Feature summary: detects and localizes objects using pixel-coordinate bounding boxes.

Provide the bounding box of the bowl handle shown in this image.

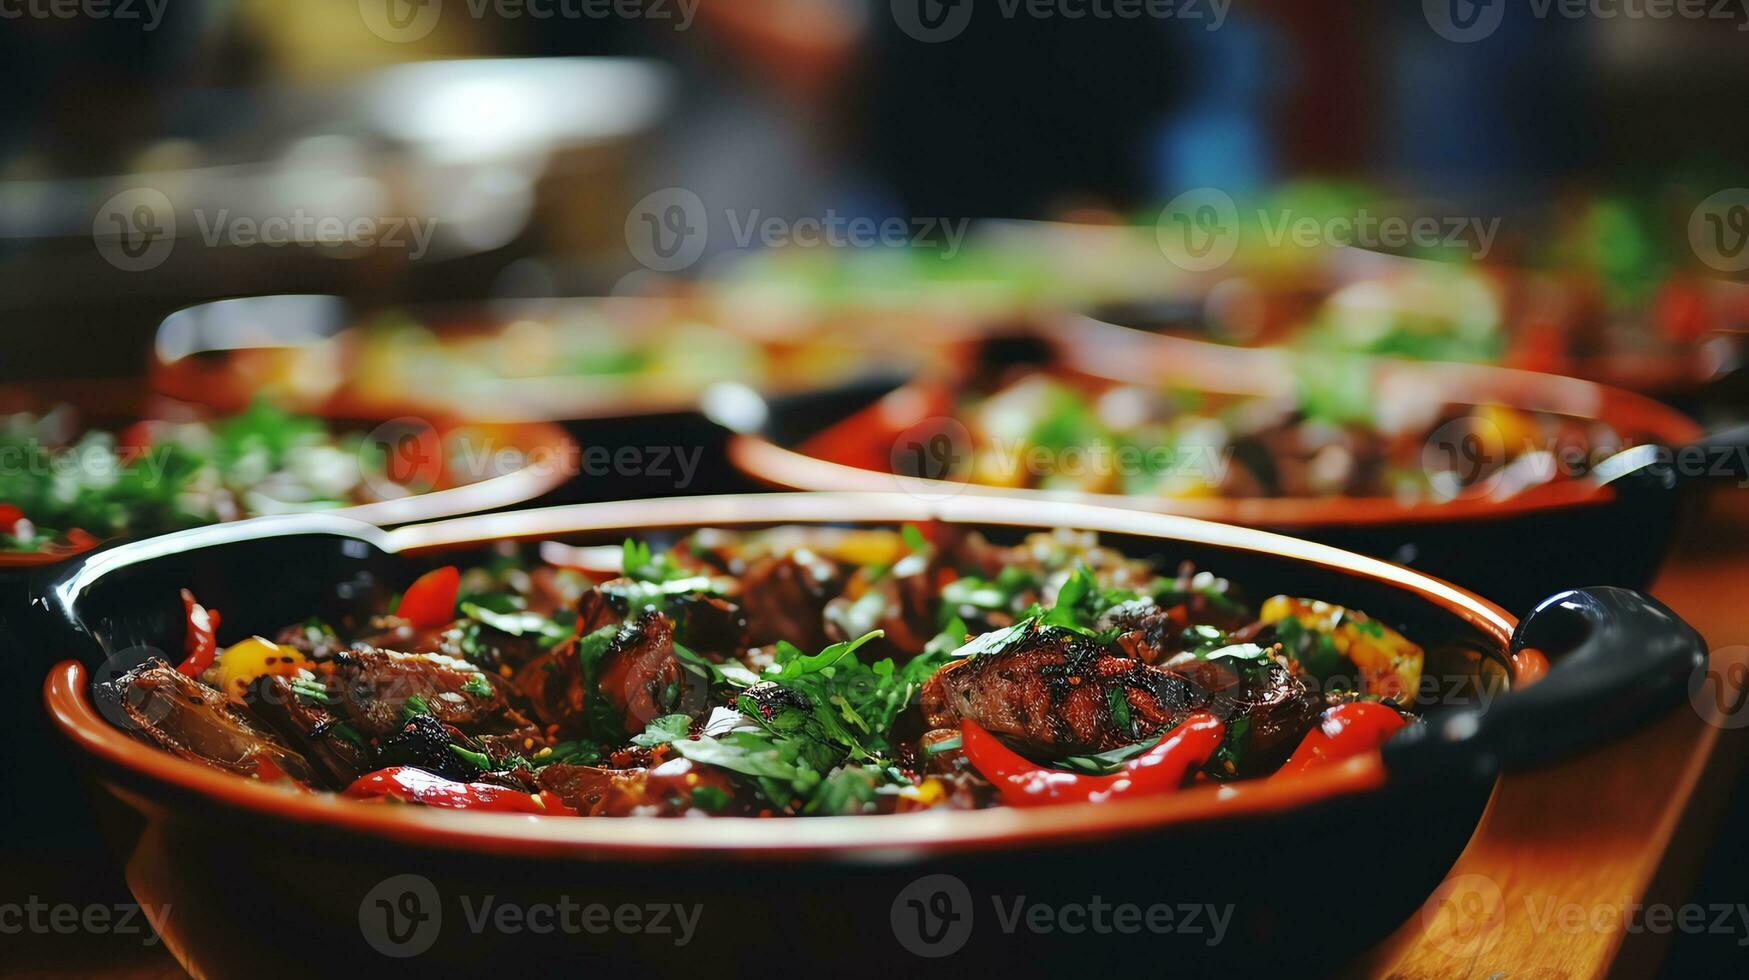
[1598,421,1749,493]
[1384,587,1708,773]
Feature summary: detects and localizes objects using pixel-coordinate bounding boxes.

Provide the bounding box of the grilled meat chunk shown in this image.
[246,674,371,787]
[373,712,484,782]
[597,611,705,733]
[537,757,741,816]
[825,555,944,660]
[920,625,1210,756]
[513,590,624,733]
[665,592,749,652]
[740,551,842,650]
[330,648,537,738]
[536,763,651,816]
[1173,656,1322,778]
[99,660,316,783]
[1100,600,1194,665]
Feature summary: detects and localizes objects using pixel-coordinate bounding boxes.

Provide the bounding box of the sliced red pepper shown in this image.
[1273,701,1407,779]
[961,712,1225,808]
[344,766,566,814]
[397,565,460,629]
[176,588,221,677]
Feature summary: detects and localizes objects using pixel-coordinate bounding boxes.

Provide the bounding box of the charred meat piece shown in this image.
[538,758,742,816]
[432,622,550,675]
[536,763,651,816]
[330,648,538,738]
[1100,600,1196,665]
[246,674,372,787]
[1174,656,1322,778]
[739,551,842,650]
[374,713,482,782]
[512,589,626,733]
[665,592,749,652]
[920,625,1209,756]
[518,610,703,739]
[512,635,586,734]
[825,555,945,660]
[98,660,316,784]
[597,611,706,734]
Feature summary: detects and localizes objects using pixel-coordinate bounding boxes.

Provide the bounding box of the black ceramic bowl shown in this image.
[34,494,1705,978]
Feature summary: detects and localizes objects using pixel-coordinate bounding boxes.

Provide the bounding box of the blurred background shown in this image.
[1,0,1747,381]
[4,1,1749,976]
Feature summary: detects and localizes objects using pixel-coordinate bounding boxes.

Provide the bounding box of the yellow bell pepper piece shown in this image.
[216,636,309,700]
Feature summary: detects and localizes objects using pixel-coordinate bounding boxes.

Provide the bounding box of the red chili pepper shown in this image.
[961,712,1226,808]
[397,565,460,629]
[176,589,220,677]
[1273,701,1407,779]
[344,767,567,814]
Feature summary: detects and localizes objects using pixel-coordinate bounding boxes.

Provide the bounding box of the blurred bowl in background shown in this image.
[0,375,574,571]
[730,319,1712,610]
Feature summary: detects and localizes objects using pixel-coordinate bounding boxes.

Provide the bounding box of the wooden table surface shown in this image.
[1348,488,1749,979]
[10,493,1746,980]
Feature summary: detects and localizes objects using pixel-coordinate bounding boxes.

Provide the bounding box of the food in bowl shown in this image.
[932,369,1639,502]
[98,524,1430,817]
[0,398,560,557]
[155,298,913,422]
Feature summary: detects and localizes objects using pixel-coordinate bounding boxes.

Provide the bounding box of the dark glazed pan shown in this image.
[35,495,1705,977]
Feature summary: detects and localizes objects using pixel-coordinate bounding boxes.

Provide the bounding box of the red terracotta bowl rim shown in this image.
[44,492,1515,859]
[729,320,1704,529]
